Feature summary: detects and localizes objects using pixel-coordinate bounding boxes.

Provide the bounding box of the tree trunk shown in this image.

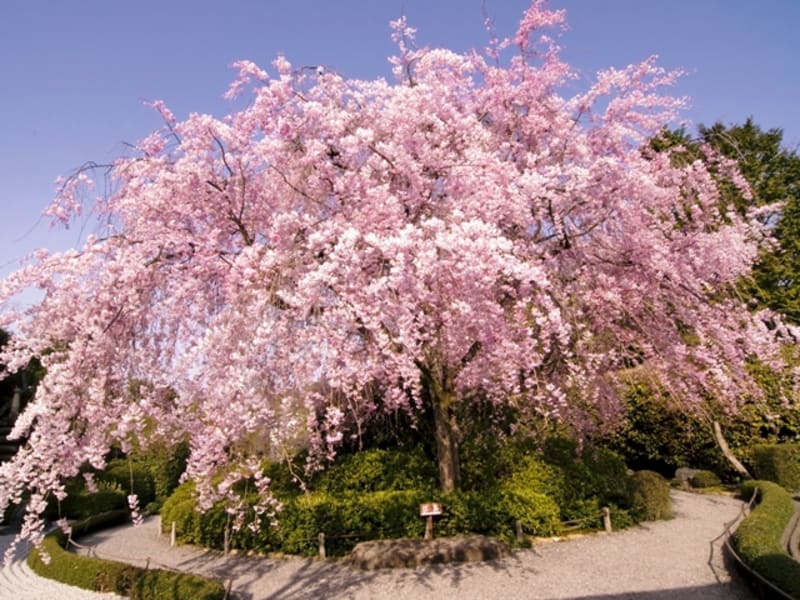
[431,389,461,492]
[713,420,752,479]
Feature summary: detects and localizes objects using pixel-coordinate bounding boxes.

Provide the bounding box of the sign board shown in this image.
[419,502,443,517]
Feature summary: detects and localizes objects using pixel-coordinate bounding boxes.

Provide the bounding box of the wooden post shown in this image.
[318,532,326,559]
[10,388,21,419]
[515,519,524,544]
[224,527,230,555]
[170,521,176,547]
[602,507,612,533]
[145,558,150,570]
[424,515,434,540]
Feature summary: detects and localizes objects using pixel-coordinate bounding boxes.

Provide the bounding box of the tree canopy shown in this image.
[653,118,800,322]
[0,1,795,555]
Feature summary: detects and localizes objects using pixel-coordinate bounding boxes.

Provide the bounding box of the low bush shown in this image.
[628,470,672,521]
[129,569,225,600]
[541,438,631,521]
[159,482,229,549]
[47,483,128,521]
[311,446,437,494]
[28,530,135,594]
[750,443,800,493]
[689,469,722,489]
[27,527,224,600]
[144,441,190,510]
[733,480,800,599]
[100,460,157,508]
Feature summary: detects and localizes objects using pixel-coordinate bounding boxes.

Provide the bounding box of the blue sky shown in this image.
[1,0,799,288]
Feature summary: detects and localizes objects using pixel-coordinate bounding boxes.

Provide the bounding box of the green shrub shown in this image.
[159,482,229,549]
[48,483,128,521]
[28,531,135,594]
[100,460,157,508]
[161,440,633,558]
[582,446,631,507]
[312,446,437,494]
[262,459,304,499]
[498,485,561,537]
[132,441,190,511]
[541,438,631,521]
[734,480,800,599]
[129,569,225,600]
[689,469,722,489]
[276,489,429,556]
[27,527,225,599]
[70,509,131,538]
[750,443,800,493]
[628,470,672,521]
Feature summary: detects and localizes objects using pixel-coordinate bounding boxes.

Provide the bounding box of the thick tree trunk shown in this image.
[432,391,461,492]
[713,420,752,479]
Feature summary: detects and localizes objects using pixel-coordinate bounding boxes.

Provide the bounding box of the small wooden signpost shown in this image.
[419,502,443,540]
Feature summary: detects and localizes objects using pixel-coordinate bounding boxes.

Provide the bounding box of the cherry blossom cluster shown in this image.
[0,1,795,556]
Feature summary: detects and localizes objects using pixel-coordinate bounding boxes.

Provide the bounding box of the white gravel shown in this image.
[0,533,123,600]
[72,489,758,600]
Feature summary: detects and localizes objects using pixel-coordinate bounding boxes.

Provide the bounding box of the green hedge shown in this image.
[628,470,672,521]
[160,481,564,557]
[750,443,800,493]
[689,469,722,489]
[733,480,800,599]
[100,460,157,508]
[27,526,224,600]
[311,446,438,494]
[47,483,128,521]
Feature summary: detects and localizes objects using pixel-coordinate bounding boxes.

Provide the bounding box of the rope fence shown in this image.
[718,486,797,600]
[63,532,236,600]
[156,506,616,559]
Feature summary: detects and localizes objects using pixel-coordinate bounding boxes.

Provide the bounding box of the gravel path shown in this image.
[0,532,123,600]
[74,490,758,600]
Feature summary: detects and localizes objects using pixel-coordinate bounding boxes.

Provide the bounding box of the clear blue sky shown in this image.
[1,0,799,287]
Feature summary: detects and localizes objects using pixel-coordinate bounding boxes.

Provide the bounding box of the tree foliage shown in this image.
[0,1,796,555]
[653,118,800,323]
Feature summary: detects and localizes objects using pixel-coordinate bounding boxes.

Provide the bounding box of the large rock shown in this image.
[675,467,701,487]
[347,535,512,570]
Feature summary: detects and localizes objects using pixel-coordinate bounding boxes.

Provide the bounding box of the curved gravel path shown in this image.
[71,490,758,600]
[0,532,123,600]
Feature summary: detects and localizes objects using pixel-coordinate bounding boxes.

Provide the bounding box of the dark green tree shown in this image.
[654,119,800,323]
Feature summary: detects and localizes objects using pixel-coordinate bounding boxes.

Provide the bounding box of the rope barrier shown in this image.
[65,536,180,573]
[714,486,796,600]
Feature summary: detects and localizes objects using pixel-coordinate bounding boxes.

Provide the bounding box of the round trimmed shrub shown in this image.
[689,469,721,488]
[750,443,800,493]
[628,470,672,521]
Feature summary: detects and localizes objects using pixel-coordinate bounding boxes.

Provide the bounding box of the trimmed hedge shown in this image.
[750,443,800,493]
[628,470,672,521]
[733,480,800,599]
[311,446,438,494]
[100,460,157,508]
[27,520,225,599]
[50,486,128,521]
[160,482,564,557]
[689,469,722,489]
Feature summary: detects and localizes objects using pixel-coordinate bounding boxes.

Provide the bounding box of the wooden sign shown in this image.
[419,502,443,517]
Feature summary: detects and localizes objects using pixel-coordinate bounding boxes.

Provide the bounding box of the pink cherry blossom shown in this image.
[0,1,796,557]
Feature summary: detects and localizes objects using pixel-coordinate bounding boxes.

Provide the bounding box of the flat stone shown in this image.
[346,535,513,570]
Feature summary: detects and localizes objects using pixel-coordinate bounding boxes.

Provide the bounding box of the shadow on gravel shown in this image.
[175,551,519,600]
[556,586,756,600]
